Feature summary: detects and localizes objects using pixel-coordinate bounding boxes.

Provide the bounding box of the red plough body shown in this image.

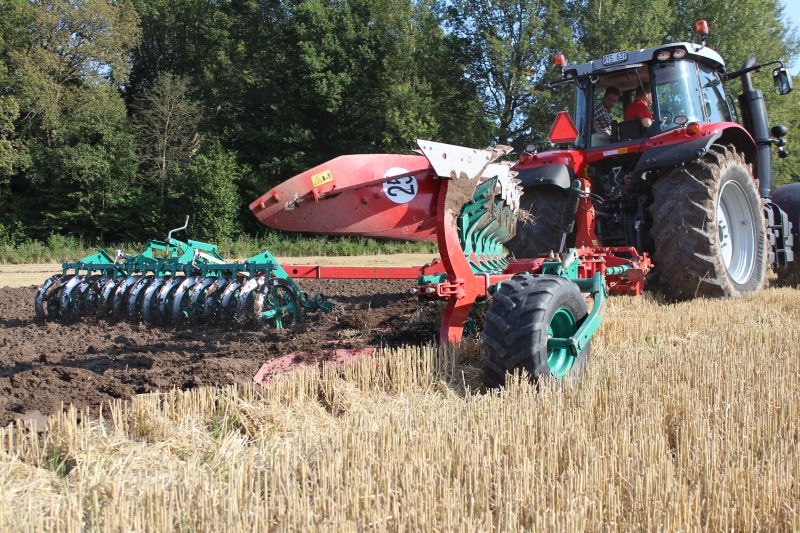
[250,154,439,241]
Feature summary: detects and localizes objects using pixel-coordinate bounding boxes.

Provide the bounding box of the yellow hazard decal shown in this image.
[311,169,334,188]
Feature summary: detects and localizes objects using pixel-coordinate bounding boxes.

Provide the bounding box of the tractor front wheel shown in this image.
[650,144,767,299]
[482,273,589,388]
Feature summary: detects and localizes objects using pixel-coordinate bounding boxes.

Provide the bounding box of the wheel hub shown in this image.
[716,180,756,285]
[547,307,578,379]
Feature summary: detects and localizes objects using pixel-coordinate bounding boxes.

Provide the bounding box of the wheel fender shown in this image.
[516,163,575,189]
[634,131,723,173]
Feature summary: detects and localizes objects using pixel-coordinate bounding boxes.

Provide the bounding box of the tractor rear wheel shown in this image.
[650,144,767,299]
[482,273,589,388]
[506,186,568,258]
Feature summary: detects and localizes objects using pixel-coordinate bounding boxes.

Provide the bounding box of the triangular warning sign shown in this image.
[548,111,579,144]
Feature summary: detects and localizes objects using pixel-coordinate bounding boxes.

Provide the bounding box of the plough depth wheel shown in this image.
[482,273,589,388]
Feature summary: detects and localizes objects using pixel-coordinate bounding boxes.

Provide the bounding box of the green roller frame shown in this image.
[42,229,331,329]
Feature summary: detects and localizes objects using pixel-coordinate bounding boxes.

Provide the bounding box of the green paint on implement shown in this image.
[49,232,331,329]
[547,307,579,378]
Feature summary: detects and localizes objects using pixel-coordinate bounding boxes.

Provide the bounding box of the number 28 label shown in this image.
[382,167,418,204]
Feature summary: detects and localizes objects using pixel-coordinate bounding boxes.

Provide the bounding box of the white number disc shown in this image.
[382,167,418,204]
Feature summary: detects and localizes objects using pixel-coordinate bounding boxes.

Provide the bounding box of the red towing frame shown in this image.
[280,177,651,344]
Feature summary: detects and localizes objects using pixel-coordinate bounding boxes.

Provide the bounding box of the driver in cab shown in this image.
[591,86,620,145]
[624,83,653,128]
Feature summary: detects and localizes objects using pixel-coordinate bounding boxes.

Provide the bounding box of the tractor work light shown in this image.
[694,20,710,36]
[686,122,701,135]
[672,49,687,59]
[656,51,671,61]
[554,52,568,68]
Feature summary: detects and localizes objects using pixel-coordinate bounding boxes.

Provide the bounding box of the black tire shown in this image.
[650,144,767,299]
[482,273,589,388]
[506,186,568,258]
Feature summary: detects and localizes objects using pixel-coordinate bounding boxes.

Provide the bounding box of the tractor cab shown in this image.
[567,42,731,150]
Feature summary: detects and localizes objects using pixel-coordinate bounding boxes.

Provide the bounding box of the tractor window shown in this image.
[574,82,589,148]
[698,65,731,123]
[652,60,704,131]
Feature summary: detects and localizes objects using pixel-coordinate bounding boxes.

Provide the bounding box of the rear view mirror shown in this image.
[773,67,793,95]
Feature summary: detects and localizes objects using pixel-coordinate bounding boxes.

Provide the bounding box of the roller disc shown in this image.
[75,275,107,317]
[127,275,154,321]
[157,277,185,322]
[201,277,231,322]
[112,275,142,320]
[58,275,85,320]
[218,279,243,323]
[99,277,124,317]
[253,277,300,329]
[141,277,167,324]
[35,274,70,320]
[170,276,200,326]
[236,277,266,326]
[187,277,217,324]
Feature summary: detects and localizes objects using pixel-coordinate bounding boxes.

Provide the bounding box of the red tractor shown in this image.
[509,21,798,298]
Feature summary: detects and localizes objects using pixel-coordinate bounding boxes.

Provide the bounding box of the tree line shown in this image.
[0,0,797,245]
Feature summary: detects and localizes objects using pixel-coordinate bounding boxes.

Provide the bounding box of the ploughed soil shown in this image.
[0,279,442,426]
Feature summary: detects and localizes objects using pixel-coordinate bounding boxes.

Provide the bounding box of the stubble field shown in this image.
[1,260,799,531]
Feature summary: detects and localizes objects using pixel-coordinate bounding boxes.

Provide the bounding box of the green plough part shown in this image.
[38,228,331,329]
[547,272,607,357]
[456,176,518,276]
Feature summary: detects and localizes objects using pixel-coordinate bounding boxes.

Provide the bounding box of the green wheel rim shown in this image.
[547,307,578,379]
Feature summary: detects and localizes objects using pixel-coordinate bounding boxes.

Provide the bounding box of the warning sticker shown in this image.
[311,169,334,188]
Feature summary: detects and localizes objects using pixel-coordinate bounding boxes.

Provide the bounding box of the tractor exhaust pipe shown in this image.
[737,57,773,198]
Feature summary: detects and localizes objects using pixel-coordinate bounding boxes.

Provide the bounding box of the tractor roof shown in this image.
[567,42,725,77]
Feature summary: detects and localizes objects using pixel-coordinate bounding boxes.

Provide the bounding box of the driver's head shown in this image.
[602,86,620,110]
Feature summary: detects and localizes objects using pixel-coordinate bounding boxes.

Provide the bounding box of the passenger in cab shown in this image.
[624,83,653,128]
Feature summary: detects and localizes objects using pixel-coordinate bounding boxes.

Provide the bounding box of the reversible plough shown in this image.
[37,139,652,385]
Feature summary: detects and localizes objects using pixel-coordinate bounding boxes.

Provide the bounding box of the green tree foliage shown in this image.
[181,142,243,243]
[128,0,490,233]
[440,0,580,146]
[576,0,674,58]
[1,0,798,246]
[1,0,142,241]
[133,72,202,200]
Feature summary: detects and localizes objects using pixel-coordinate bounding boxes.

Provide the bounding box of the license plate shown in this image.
[602,51,628,66]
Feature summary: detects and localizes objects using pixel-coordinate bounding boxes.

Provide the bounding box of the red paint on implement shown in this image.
[249,154,439,241]
[253,348,378,386]
[282,265,436,280]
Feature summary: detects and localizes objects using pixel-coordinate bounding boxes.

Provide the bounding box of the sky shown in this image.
[781,0,800,72]
[782,0,800,27]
